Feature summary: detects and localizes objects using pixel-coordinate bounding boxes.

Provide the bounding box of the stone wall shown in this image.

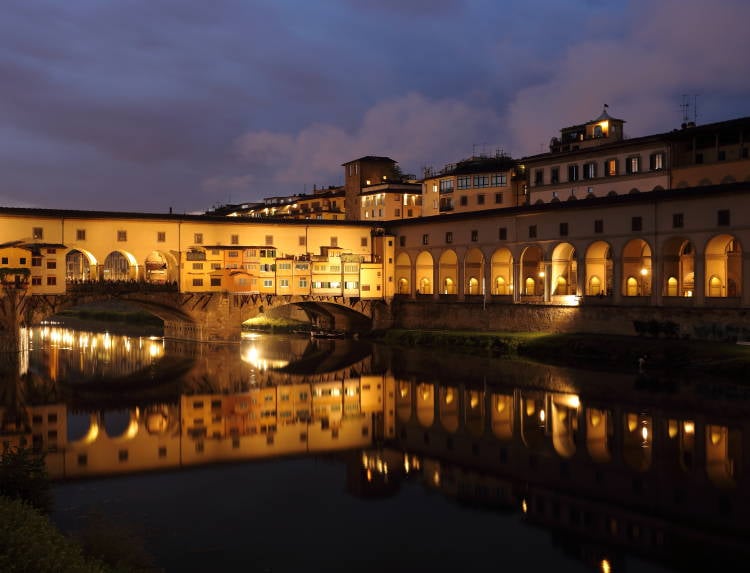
[386,299,750,341]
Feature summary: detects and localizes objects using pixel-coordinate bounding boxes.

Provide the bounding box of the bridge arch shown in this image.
[102,250,139,281]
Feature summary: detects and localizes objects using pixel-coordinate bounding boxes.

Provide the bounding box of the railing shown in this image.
[66,280,179,294]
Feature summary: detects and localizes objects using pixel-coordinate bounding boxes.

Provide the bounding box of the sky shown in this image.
[1,0,749,213]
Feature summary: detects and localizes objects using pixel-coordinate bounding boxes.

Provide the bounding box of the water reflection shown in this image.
[2,325,749,571]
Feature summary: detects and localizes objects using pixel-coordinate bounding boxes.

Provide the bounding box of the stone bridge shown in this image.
[0,283,389,345]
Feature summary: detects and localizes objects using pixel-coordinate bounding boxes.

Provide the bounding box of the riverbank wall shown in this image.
[383,299,750,341]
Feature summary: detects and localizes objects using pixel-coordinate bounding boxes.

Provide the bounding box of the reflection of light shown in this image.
[469,392,479,409]
[399,383,409,398]
[668,419,678,438]
[683,421,695,434]
[432,470,440,486]
[419,385,431,401]
[600,558,611,573]
[590,410,602,427]
[539,409,545,423]
[521,499,528,514]
[80,420,100,444]
[495,396,507,413]
[558,394,580,409]
[710,427,723,445]
[525,400,536,416]
[641,425,648,441]
[444,389,454,405]
[404,455,410,473]
[563,294,580,306]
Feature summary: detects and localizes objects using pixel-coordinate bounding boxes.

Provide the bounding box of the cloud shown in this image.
[233,92,505,192]
[507,0,750,156]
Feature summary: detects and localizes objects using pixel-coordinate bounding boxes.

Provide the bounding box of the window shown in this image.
[550,167,560,184]
[157,231,166,242]
[457,176,471,189]
[495,192,503,204]
[439,179,454,193]
[445,232,453,244]
[473,175,489,188]
[192,262,204,270]
[263,279,273,288]
[118,450,128,462]
[32,227,43,239]
[529,225,537,239]
[1,257,7,264]
[192,278,204,287]
[210,278,221,287]
[399,236,406,247]
[559,222,568,236]
[499,227,507,240]
[491,173,507,186]
[46,261,56,270]
[583,162,596,179]
[280,279,289,288]
[76,229,86,241]
[650,152,665,171]
[299,278,308,288]
[471,230,478,242]
[568,165,579,182]
[265,235,273,246]
[534,170,544,185]
[32,257,41,267]
[422,234,429,245]
[477,194,485,205]
[32,277,41,286]
[459,195,468,206]
[194,233,203,244]
[626,156,640,174]
[46,276,57,286]
[718,209,730,226]
[718,150,726,161]
[361,237,368,247]
[117,230,127,242]
[19,258,25,265]
[632,216,642,231]
[605,158,618,176]
[298,235,306,247]
[231,234,239,245]
[594,219,604,234]
[672,213,684,228]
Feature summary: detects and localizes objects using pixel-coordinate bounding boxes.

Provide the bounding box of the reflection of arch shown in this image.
[550,394,579,458]
[551,242,577,296]
[586,408,612,462]
[439,386,459,432]
[144,405,171,435]
[520,394,546,450]
[520,245,543,296]
[102,409,140,441]
[662,238,695,297]
[416,383,435,428]
[585,241,612,296]
[706,425,741,488]
[622,238,651,296]
[395,252,412,295]
[465,390,484,437]
[623,412,652,471]
[439,250,458,294]
[705,234,742,298]
[65,249,97,282]
[491,248,513,295]
[464,248,484,295]
[491,394,513,440]
[103,251,137,281]
[67,413,100,445]
[416,251,434,295]
[396,381,412,423]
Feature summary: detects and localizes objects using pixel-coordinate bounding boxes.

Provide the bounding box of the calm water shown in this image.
[2,325,748,572]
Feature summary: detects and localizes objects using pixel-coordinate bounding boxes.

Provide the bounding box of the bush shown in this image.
[0,445,52,514]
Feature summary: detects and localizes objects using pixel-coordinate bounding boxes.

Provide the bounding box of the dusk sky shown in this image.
[2,0,749,213]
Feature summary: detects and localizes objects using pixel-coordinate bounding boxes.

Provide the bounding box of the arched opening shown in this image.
[520,245,544,297]
[395,252,412,295]
[145,251,175,284]
[416,383,435,428]
[705,235,742,298]
[415,251,434,295]
[585,241,612,296]
[491,393,513,440]
[464,248,484,295]
[662,238,695,297]
[103,251,137,281]
[438,250,458,295]
[491,248,513,295]
[551,242,577,296]
[439,386,459,433]
[65,249,96,282]
[622,238,652,296]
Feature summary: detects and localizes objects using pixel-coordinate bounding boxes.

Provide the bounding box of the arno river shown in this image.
[2,324,749,572]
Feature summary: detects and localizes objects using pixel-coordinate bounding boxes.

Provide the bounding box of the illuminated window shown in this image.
[650,152,665,171]
[626,156,641,174]
[33,227,43,239]
[231,234,239,245]
[568,165,579,182]
[605,158,618,176]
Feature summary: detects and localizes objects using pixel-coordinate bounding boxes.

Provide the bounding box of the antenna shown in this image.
[680,94,690,123]
[472,143,477,157]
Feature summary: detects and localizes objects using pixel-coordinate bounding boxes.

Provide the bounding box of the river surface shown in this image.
[2,324,749,572]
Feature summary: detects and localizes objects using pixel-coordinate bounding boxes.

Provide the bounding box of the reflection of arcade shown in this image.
[388,380,748,570]
[6,374,396,480]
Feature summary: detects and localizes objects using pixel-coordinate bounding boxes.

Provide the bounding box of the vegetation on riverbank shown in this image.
[56,308,162,327]
[378,329,750,381]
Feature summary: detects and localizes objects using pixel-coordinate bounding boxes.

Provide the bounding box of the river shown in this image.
[2,324,748,572]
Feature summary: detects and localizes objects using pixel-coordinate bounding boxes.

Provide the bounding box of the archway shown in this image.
[705,235,742,298]
[585,241,612,296]
[520,245,543,297]
[662,238,695,297]
[551,242,577,296]
[395,252,412,295]
[145,250,176,284]
[415,251,434,295]
[491,393,513,440]
[438,250,458,294]
[464,389,484,437]
[65,249,96,282]
[439,386,459,432]
[491,248,513,295]
[416,383,435,428]
[464,248,484,295]
[622,238,652,296]
[102,251,137,281]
